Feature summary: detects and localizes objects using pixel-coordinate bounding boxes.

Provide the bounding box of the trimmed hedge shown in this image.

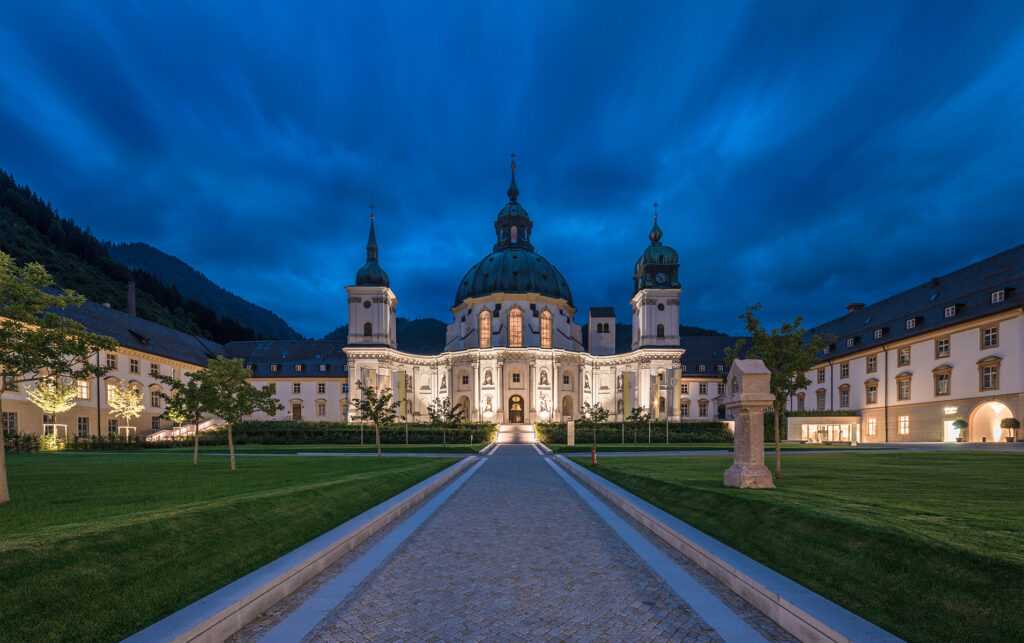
[200,421,497,446]
[535,421,732,444]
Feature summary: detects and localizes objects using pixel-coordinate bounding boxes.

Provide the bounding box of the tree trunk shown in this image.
[193,414,200,465]
[228,423,236,470]
[0,394,9,503]
[774,403,782,480]
[375,422,382,458]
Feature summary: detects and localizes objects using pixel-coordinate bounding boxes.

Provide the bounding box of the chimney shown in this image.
[127,281,136,317]
[846,302,865,313]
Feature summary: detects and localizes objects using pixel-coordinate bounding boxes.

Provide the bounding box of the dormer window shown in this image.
[823,345,831,354]
[294,364,305,372]
[716,364,723,372]
[270,364,280,372]
[698,364,706,373]
[245,364,256,372]
[944,305,957,318]
[846,337,856,348]
[991,289,1005,303]
[319,364,329,372]
[873,328,884,340]
[905,318,917,330]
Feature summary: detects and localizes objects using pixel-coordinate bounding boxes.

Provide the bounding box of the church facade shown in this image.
[341,165,691,425]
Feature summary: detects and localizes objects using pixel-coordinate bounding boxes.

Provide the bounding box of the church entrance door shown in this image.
[509,395,524,424]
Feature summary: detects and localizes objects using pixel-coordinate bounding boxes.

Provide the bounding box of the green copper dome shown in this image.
[453,161,573,307]
[454,248,573,307]
[633,213,680,292]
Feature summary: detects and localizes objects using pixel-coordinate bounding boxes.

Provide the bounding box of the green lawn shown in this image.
[154,442,487,454]
[546,442,887,454]
[0,452,457,641]
[573,452,1023,642]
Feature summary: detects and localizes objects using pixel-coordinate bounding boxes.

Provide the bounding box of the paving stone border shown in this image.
[126,456,476,643]
[554,455,901,643]
[478,441,498,455]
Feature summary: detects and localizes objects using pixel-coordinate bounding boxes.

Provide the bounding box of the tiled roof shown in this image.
[589,306,616,317]
[808,243,1023,361]
[57,299,224,366]
[679,336,747,375]
[223,340,348,378]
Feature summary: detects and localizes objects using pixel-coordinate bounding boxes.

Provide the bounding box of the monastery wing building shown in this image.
[342,165,692,425]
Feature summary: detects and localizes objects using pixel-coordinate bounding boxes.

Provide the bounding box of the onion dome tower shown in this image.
[631,204,681,350]
[346,204,397,348]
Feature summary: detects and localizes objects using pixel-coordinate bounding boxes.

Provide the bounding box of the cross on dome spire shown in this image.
[507,153,519,203]
[649,203,663,244]
[366,203,379,261]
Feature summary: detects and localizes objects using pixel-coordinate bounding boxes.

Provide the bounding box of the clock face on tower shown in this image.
[655,271,667,284]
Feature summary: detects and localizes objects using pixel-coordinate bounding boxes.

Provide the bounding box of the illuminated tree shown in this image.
[108,382,144,438]
[26,378,78,444]
[160,375,206,464]
[0,252,116,503]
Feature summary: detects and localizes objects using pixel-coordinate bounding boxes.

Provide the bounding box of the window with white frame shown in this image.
[108,419,118,436]
[150,363,159,376]
[944,305,957,318]
[866,356,877,373]
[698,364,706,373]
[77,380,90,400]
[905,318,917,330]
[846,338,855,347]
[898,347,911,366]
[840,363,849,378]
[106,353,117,369]
[292,382,301,394]
[935,337,950,358]
[873,328,884,339]
[699,383,708,395]
[77,416,89,437]
[270,364,280,372]
[681,365,687,372]
[317,401,327,417]
[294,364,305,372]
[823,345,831,354]
[717,382,724,395]
[898,415,909,435]
[129,358,139,374]
[319,364,328,372]
[716,364,723,372]
[817,369,826,383]
[991,289,1005,303]
[679,401,689,416]
[317,383,326,394]
[839,388,850,408]
[981,327,998,348]
[897,377,911,400]
[342,382,349,394]
[1,412,17,432]
[981,364,999,390]
[867,417,877,436]
[698,400,708,417]
[866,382,878,404]
[150,391,161,408]
[680,383,689,395]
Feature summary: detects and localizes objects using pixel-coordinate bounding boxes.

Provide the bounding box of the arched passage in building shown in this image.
[456,395,471,421]
[561,395,574,420]
[969,401,1015,442]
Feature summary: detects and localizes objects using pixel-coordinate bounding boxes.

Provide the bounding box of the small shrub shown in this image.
[535,421,731,444]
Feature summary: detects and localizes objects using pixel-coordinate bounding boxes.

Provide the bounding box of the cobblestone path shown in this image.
[248,444,790,642]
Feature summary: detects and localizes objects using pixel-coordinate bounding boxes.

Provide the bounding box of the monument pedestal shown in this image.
[722,360,776,490]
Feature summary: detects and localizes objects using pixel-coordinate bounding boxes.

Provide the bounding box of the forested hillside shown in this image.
[0,169,259,344]
[108,242,302,340]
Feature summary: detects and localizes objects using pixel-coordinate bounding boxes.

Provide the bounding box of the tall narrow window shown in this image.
[363,322,372,337]
[540,311,552,348]
[509,309,523,347]
[479,311,492,348]
[510,226,518,243]
[656,324,665,338]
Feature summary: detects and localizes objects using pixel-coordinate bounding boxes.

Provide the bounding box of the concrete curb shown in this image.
[535,441,553,454]
[554,455,900,643]
[126,456,477,643]
[478,441,498,455]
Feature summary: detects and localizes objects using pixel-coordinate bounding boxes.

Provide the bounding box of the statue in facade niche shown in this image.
[540,394,549,411]
[484,370,493,386]
[539,370,549,386]
[440,374,447,390]
[584,374,590,389]
[485,396,493,412]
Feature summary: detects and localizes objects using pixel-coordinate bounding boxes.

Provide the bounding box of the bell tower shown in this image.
[346,204,397,348]
[631,205,681,350]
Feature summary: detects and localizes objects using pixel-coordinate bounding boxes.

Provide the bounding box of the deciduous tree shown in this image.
[108,382,144,439]
[159,375,206,464]
[0,252,116,503]
[26,378,78,443]
[352,382,395,457]
[724,303,830,479]
[198,356,280,469]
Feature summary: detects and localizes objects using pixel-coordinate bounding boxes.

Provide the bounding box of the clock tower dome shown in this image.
[631,207,681,350]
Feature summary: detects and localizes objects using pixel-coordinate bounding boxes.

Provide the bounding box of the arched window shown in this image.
[509,308,523,347]
[479,311,491,348]
[510,226,518,243]
[540,310,552,348]
[656,324,665,338]
[363,322,372,337]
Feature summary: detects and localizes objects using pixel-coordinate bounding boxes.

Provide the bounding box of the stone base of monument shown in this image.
[723,462,775,489]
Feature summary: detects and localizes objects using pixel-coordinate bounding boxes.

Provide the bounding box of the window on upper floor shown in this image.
[656,324,664,338]
[563,373,570,386]
[150,391,161,408]
[479,311,492,348]
[934,371,950,396]
[979,359,1000,391]
[680,383,689,395]
[846,338,855,348]
[294,364,305,372]
[76,380,90,400]
[540,311,552,348]
[317,383,326,395]
[270,364,280,372]
[512,372,521,384]
[816,389,826,410]
[462,374,469,386]
[319,364,329,372]
[840,363,849,378]
[129,359,139,374]
[716,365,724,372]
[898,347,911,366]
[991,289,1005,303]
[866,356,877,373]
[897,376,911,401]
[935,337,950,359]
[839,387,850,408]
[817,369,826,383]
[698,383,708,395]
[865,382,878,404]
[106,354,117,369]
[697,364,705,373]
[873,328,884,340]
[944,305,957,318]
[317,401,327,417]
[150,363,159,376]
[823,345,831,354]
[509,309,523,348]
[363,322,372,337]
[981,326,998,349]
[905,318,917,330]
[342,382,349,394]
[292,382,301,394]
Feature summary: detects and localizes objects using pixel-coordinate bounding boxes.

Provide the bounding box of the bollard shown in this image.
[591,444,597,465]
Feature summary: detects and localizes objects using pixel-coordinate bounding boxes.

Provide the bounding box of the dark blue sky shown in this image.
[2,2,1022,338]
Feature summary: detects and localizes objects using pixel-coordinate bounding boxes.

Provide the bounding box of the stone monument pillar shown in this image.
[722,359,775,489]
[567,419,575,446]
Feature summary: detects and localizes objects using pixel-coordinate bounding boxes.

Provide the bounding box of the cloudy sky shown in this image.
[1,1,1022,338]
